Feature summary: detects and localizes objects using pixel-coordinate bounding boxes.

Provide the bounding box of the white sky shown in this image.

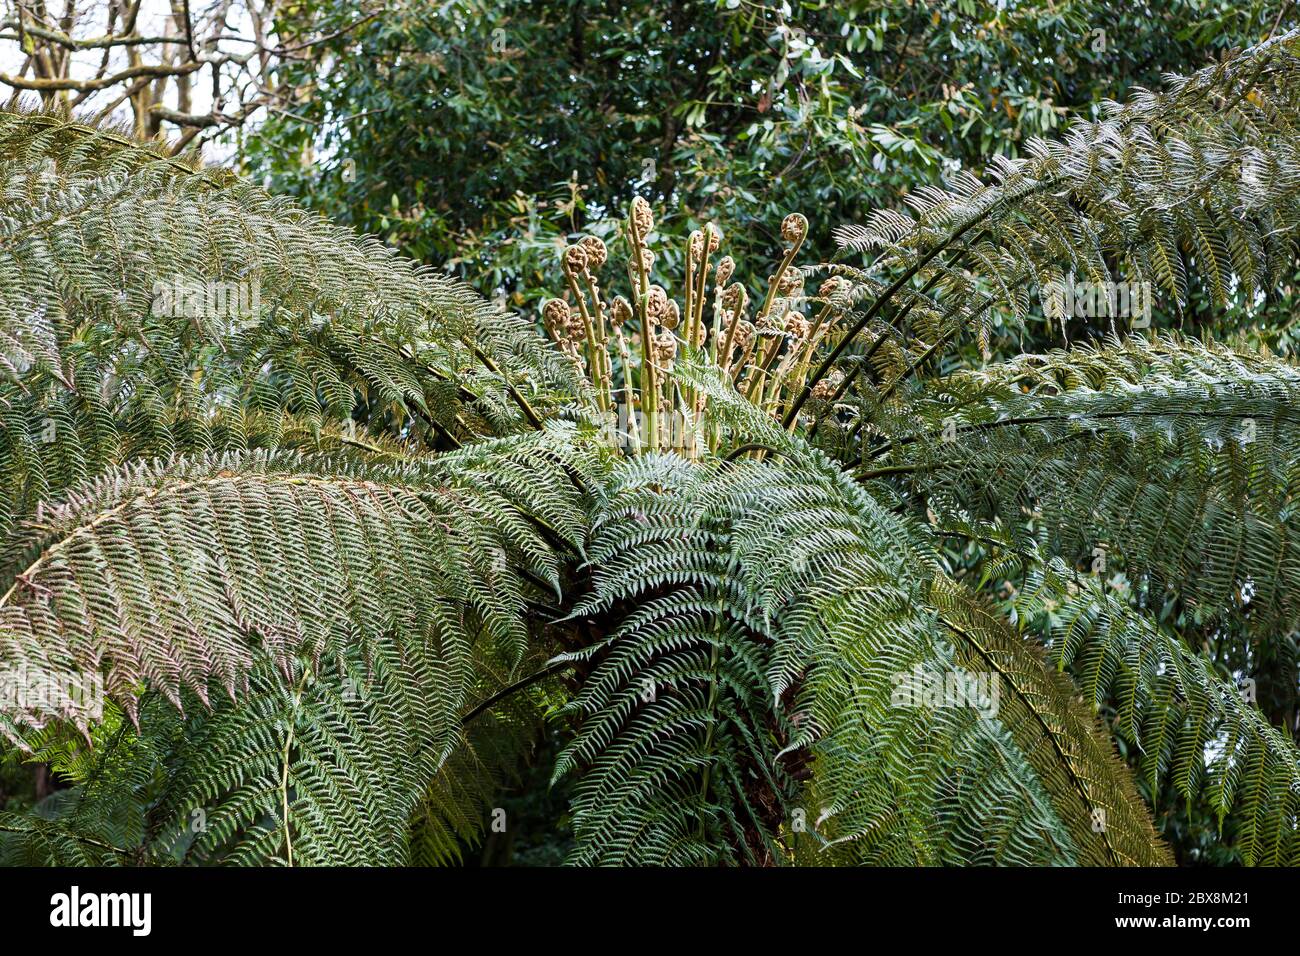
[1,0,267,157]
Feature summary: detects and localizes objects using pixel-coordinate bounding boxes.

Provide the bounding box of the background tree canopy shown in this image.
[248,0,1288,312]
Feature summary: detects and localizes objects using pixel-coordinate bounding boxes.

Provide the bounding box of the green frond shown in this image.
[0,432,594,739]
[930,575,1172,865]
[0,107,580,550]
[554,454,796,866]
[0,426,602,864]
[0,808,126,866]
[797,30,1300,431]
[1015,559,1300,865]
[868,335,1300,629]
[555,447,1168,865]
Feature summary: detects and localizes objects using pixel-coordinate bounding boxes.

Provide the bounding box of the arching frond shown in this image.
[554,449,1169,865]
[792,30,1300,432]
[866,336,1300,629]
[1014,559,1300,865]
[0,108,580,551]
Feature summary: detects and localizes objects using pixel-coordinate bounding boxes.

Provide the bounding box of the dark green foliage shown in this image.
[250,1,1287,307]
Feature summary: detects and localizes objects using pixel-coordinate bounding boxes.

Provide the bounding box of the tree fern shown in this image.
[5,35,1300,867]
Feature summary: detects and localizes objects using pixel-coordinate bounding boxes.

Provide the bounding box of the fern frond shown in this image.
[0,430,594,739]
[868,335,1300,629]
[793,29,1300,429]
[557,447,1168,865]
[1015,559,1300,865]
